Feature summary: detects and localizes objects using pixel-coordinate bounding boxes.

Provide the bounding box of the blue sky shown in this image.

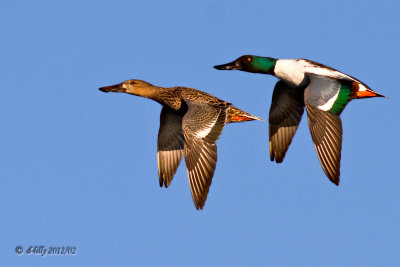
[1,0,399,266]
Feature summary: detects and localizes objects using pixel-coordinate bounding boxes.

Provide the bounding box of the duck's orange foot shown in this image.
[231,116,255,122]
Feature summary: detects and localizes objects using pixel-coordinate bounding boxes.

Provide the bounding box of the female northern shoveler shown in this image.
[214,55,385,185]
[99,79,262,209]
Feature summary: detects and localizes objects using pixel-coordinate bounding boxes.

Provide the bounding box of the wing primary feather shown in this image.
[269,81,305,163]
[157,106,185,188]
[182,99,227,209]
[306,104,342,185]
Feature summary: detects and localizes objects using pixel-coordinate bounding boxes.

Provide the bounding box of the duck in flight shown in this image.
[214,55,385,185]
[99,79,262,209]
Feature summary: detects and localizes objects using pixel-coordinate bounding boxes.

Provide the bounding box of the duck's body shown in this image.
[274,59,375,95]
[99,79,262,209]
[214,55,385,185]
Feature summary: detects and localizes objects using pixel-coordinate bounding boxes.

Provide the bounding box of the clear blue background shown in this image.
[1,0,399,266]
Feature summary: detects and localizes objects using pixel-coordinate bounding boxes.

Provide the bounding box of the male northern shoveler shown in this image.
[99,79,262,209]
[214,55,385,185]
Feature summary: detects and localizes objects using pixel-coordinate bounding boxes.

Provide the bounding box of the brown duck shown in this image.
[99,79,262,209]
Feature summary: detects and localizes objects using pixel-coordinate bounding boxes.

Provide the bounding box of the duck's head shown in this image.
[99,79,154,95]
[214,55,276,74]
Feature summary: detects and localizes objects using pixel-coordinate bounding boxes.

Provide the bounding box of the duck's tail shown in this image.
[227,106,264,123]
[352,81,387,99]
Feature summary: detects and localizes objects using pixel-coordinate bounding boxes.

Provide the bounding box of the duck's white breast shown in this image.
[274,59,306,87]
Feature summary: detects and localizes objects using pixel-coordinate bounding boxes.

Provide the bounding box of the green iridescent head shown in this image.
[214,55,276,74]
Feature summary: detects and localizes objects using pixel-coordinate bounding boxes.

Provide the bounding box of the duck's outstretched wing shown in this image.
[182,99,228,210]
[306,105,342,185]
[157,106,185,188]
[269,81,304,163]
[304,74,345,185]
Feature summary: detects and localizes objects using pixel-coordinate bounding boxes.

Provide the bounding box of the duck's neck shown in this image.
[131,85,180,110]
[249,57,277,74]
[131,84,160,99]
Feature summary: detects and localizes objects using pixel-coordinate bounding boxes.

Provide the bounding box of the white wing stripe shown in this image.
[319,89,339,111]
[195,110,221,139]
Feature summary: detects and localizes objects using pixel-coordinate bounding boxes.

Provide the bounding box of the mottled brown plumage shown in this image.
[99,79,262,209]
